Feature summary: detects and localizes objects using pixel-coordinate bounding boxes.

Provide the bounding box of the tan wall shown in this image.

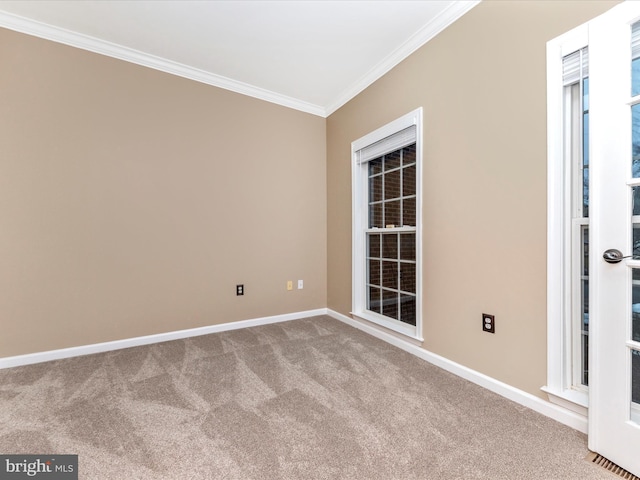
[0,28,327,357]
[327,0,618,399]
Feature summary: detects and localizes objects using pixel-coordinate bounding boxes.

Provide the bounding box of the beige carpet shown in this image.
[0,315,616,479]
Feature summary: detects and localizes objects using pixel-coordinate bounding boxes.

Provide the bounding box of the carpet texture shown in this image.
[0,316,616,479]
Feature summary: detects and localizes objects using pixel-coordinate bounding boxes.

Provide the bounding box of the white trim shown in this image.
[0,11,325,117]
[328,309,589,434]
[351,108,423,341]
[325,1,480,116]
[0,2,480,119]
[0,308,328,369]
[352,312,424,342]
[546,23,591,414]
[541,386,589,417]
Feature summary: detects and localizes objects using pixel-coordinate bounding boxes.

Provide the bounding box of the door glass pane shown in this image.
[634,186,640,216]
[634,56,640,97]
[633,104,640,177]
[632,349,640,425]
[634,224,640,259]
[633,269,640,343]
[633,21,640,96]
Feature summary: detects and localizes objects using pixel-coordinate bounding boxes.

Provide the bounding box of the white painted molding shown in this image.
[325,0,481,116]
[0,308,328,369]
[327,309,589,434]
[0,11,325,117]
[0,3,480,119]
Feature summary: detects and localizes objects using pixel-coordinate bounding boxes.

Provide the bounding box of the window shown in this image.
[352,108,422,340]
[545,26,590,412]
[566,48,590,390]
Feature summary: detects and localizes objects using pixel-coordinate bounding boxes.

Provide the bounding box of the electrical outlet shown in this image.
[482,314,495,333]
[236,284,244,296]
[287,281,293,291]
[298,280,303,289]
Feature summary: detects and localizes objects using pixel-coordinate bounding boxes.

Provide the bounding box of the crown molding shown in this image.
[325,0,480,116]
[0,11,326,117]
[0,1,479,119]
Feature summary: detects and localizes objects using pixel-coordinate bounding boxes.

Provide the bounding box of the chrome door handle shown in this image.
[603,248,637,264]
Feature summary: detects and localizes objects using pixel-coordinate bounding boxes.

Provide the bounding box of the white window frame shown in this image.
[351,108,423,341]
[544,24,590,414]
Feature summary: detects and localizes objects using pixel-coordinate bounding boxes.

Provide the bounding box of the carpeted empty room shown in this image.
[0,316,616,479]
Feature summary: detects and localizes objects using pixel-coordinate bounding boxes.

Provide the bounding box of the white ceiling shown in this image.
[0,1,478,116]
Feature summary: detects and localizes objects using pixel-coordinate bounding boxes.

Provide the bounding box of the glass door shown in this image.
[589,3,640,476]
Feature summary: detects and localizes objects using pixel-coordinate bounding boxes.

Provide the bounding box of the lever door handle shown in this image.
[602,248,637,264]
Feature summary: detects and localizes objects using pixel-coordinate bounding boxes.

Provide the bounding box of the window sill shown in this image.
[541,386,588,417]
[351,310,423,343]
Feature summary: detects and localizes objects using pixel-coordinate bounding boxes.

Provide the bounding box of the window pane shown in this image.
[400,262,416,293]
[384,151,401,171]
[382,234,397,259]
[403,197,416,227]
[385,200,401,227]
[368,287,381,313]
[580,224,589,387]
[368,259,380,286]
[370,175,383,203]
[400,295,416,326]
[368,234,380,258]
[382,290,399,319]
[382,261,397,289]
[633,56,640,97]
[633,269,640,343]
[581,277,589,387]
[632,349,640,407]
[384,170,401,200]
[400,233,415,261]
[633,103,640,178]
[634,186,640,216]
[370,203,383,228]
[403,165,416,197]
[581,331,589,386]
[582,226,589,276]
[402,144,416,165]
[369,157,383,176]
[634,224,640,258]
[583,156,589,217]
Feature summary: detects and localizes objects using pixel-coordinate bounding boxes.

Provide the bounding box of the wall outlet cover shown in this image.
[482,313,495,333]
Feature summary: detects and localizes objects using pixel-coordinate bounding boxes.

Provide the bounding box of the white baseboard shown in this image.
[326,309,588,434]
[0,308,328,370]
